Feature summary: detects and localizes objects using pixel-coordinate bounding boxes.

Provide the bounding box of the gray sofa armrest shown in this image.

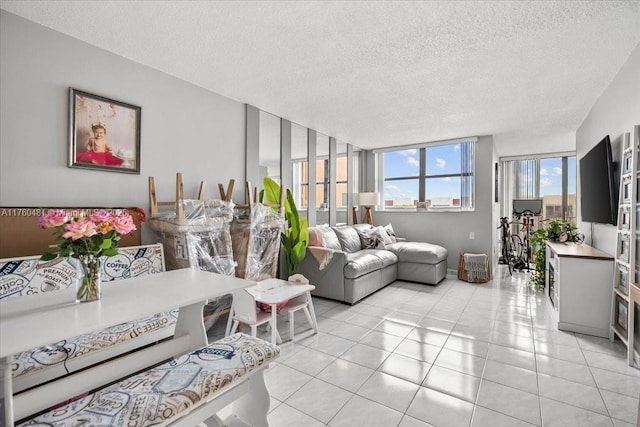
[296,247,347,302]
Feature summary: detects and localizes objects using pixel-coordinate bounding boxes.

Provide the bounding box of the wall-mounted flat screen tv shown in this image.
[579,135,618,225]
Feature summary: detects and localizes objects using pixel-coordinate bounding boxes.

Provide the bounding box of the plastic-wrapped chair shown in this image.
[149,175,238,332]
[149,199,235,275]
[232,204,285,281]
[149,199,237,332]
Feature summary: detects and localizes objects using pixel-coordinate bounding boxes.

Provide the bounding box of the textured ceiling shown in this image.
[2,1,640,156]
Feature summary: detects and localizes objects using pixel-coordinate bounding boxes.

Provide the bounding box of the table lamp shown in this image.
[358,192,379,225]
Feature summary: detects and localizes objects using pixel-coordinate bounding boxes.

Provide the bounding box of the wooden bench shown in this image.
[0,244,182,418]
[17,333,279,427]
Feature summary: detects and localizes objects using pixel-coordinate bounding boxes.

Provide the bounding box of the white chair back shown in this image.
[231,288,258,324]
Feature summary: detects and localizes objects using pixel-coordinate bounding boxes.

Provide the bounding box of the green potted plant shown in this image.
[530,219,583,289]
[261,177,309,277]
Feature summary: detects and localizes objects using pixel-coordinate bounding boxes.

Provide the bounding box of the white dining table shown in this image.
[0,268,253,427]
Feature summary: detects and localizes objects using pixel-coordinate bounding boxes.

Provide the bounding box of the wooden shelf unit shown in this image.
[632,125,640,367]
[612,125,640,368]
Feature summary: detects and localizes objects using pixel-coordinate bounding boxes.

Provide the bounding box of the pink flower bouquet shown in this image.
[39,209,136,260]
[39,209,137,301]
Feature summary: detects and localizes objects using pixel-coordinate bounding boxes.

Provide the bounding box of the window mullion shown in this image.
[562,157,568,220]
[419,148,426,201]
[461,141,473,209]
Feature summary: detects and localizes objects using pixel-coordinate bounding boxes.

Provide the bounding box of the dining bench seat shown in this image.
[12,308,179,391]
[17,333,279,427]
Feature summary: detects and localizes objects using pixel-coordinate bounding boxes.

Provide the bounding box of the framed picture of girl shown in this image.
[68,88,141,174]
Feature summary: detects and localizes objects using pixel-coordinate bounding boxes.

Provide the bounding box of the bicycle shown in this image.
[510,232,526,270]
[513,213,536,271]
[498,217,518,275]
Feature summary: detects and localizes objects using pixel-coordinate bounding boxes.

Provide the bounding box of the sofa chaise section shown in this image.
[387,241,448,285]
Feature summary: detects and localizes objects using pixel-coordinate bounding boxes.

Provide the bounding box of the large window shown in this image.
[293,153,356,210]
[501,155,576,223]
[377,140,476,211]
[335,156,348,209]
[293,158,329,209]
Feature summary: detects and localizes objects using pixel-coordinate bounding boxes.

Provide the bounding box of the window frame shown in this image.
[293,152,356,210]
[500,152,576,223]
[376,138,477,212]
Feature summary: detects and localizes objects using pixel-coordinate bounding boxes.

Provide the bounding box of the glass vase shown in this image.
[76,255,102,303]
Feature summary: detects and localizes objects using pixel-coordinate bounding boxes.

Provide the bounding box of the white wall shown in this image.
[374,135,496,272]
[0,11,246,242]
[576,42,640,255]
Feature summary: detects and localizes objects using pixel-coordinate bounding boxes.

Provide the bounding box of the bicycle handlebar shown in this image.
[498,217,515,229]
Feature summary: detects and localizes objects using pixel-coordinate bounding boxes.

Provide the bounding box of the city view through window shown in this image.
[507,156,577,225]
[380,141,475,210]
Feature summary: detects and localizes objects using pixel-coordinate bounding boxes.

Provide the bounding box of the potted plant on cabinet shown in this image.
[530,219,583,289]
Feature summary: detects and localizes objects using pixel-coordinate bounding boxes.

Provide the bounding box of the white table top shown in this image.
[546,241,614,260]
[0,268,253,358]
[245,278,315,304]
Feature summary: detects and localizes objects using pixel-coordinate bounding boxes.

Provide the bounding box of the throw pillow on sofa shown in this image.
[384,224,397,243]
[359,226,392,249]
[376,226,394,245]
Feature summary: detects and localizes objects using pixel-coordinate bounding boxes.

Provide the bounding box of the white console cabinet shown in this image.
[545,242,614,338]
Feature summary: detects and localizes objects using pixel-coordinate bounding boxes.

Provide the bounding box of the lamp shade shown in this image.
[358,192,379,206]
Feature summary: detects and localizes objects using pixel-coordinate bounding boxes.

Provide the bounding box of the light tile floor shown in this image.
[211,267,640,427]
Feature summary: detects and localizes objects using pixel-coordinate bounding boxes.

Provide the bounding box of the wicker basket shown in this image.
[458,252,491,283]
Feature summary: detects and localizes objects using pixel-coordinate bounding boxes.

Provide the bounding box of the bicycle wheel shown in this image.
[504,232,514,275]
[511,234,524,261]
[500,229,508,264]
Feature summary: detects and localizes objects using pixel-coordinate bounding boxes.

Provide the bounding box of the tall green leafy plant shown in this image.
[261,177,309,277]
[530,219,582,289]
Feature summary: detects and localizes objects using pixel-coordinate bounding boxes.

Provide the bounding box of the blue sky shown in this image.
[539,157,576,196]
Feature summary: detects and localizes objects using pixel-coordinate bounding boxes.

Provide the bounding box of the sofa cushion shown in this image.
[386,241,448,264]
[369,249,398,268]
[318,226,342,251]
[344,251,383,278]
[353,223,374,235]
[332,226,362,253]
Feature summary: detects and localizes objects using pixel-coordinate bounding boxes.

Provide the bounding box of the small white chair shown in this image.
[283,293,314,342]
[228,288,282,344]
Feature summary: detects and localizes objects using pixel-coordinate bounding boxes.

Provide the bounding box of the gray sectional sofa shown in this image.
[297,224,448,304]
